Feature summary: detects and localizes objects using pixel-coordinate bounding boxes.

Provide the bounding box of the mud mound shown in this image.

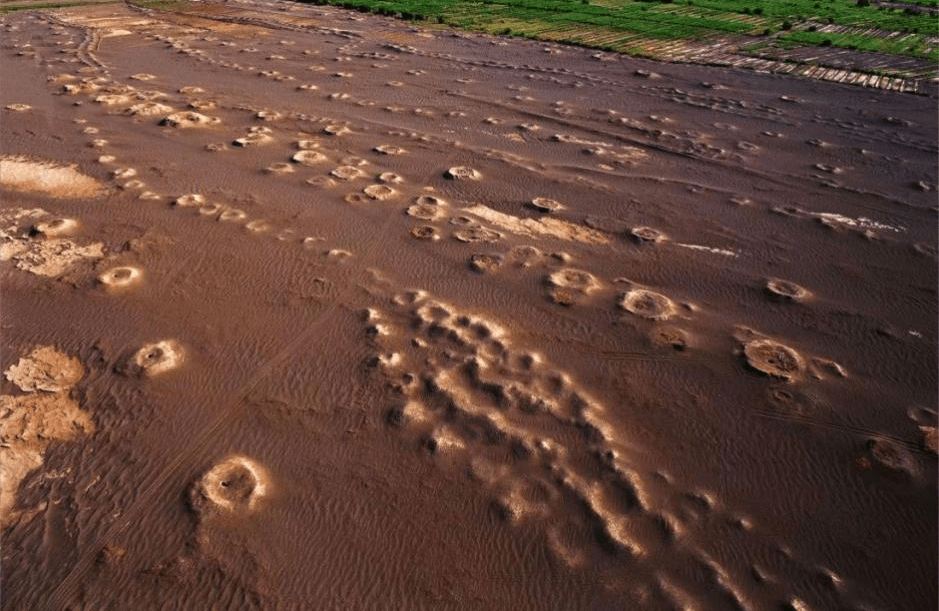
[620,289,676,321]
[743,339,804,381]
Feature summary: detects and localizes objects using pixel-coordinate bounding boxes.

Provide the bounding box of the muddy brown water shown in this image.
[1,1,936,609]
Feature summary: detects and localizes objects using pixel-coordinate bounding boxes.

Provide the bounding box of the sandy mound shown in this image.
[867,437,917,475]
[363,184,396,200]
[1,346,92,527]
[766,278,810,301]
[469,253,503,273]
[0,156,103,198]
[528,197,565,213]
[410,225,439,240]
[127,340,185,377]
[546,268,601,305]
[33,218,80,238]
[98,265,143,290]
[194,455,269,514]
[630,226,665,243]
[127,102,173,117]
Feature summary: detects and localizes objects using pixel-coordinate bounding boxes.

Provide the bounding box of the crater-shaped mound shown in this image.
[292,150,327,166]
[98,265,142,290]
[766,278,810,301]
[129,340,184,377]
[33,218,79,238]
[528,197,564,213]
[195,455,269,513]
[630,226,664,243]
[160,111,219,128]
[445,166,481,180]
[742,339,803,381]
[619,289,676,321]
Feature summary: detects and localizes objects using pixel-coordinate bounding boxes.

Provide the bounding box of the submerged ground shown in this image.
[1,0,937,609]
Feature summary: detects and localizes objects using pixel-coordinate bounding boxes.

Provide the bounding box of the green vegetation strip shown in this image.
[1,0,118,11]
[299,0,938,38]
[781,29,939,62]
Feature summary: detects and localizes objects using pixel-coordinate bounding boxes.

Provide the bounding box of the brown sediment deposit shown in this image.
[1,1,936,609]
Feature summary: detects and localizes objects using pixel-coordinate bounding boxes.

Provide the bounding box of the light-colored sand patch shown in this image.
[1,346,92,527]
[463,204,609,245]
[5,345,83,393]
[0,155,104,198]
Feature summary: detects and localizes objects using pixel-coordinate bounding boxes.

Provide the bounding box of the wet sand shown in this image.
[1,1,937,609]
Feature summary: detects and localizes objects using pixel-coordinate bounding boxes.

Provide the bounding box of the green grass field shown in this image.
[298,0,938,61]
